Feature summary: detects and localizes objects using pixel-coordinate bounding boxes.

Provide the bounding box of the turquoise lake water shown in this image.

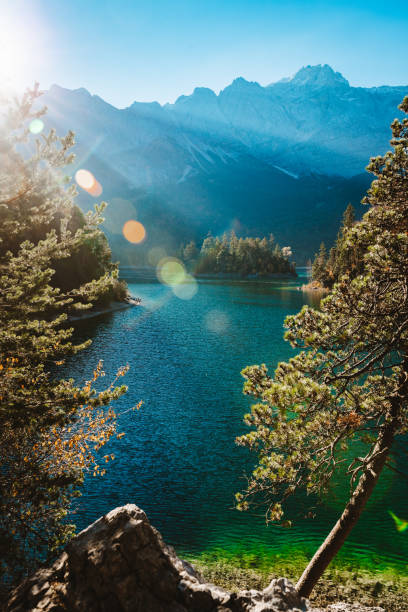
[68,269,408,573]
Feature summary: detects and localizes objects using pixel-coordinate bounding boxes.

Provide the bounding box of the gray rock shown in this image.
[5,504,307,612]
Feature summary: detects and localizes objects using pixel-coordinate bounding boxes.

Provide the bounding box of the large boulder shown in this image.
[5,504,385,612]
[5,504,307,612]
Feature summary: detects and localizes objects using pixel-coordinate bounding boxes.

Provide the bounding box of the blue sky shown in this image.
[1,0,407,107]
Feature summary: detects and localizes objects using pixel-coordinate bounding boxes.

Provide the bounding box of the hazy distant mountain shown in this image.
[41,65,408,263]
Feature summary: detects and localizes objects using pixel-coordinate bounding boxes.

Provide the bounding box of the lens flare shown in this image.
[75,169,95,190]
[157,258,186,286]
[87,180,103,197]
[148,247,167,266]
[388,510,408,533]
[75,169,103,197]
[123,220,146,244]
[172,275,198,300]
[205,310,229,333]
[104,199,135,234]
[29,119,44,134]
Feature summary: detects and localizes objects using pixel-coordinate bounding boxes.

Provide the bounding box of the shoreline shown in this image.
[189,553,408,611]
[301,280,330,294]
[194,272,298,280]
[68,297,140,322]
[118,267,300,283]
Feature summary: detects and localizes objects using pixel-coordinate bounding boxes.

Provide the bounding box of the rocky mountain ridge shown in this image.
[39,66,408,263]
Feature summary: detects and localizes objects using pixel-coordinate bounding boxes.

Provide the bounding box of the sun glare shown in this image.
[0,7,49,97]
[0,17,32,93]
[0,33,23,81]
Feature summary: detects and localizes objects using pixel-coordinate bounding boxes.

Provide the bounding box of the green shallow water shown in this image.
[67,269,408,575]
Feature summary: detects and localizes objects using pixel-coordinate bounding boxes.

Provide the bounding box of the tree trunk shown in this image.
[296,401,401,599]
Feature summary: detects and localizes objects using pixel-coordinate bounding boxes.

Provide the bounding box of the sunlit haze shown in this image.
[1,0,407,107]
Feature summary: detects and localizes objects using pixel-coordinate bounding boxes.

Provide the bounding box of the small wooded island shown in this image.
[181,232,296,277]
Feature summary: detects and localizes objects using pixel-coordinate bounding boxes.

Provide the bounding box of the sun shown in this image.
[0,9,45,96]
[0,26,26,84]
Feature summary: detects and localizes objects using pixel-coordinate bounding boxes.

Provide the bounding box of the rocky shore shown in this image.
[301,280,329,293]
[194,557,407,612]
[68,296,141,322]
[5,505,399,612]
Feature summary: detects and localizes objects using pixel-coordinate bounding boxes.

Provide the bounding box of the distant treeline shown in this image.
[311,204,364,288]
[181,231,296,276]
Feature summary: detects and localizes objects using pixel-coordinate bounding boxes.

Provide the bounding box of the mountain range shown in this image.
[40,64,408,263]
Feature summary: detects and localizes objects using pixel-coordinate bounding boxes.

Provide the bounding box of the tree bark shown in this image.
[296,399,402,599]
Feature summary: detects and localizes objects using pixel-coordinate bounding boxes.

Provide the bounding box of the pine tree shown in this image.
[236,97,408,597]
[332,203,358,282]
[0,87,132,588]
[311,241,327,285]
[312,203,364,288]
[182,240,199,263]
[200,231,215,254]
[342,202,355,229]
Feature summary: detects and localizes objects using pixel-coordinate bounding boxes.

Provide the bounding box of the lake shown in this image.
[67,269,408,573]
